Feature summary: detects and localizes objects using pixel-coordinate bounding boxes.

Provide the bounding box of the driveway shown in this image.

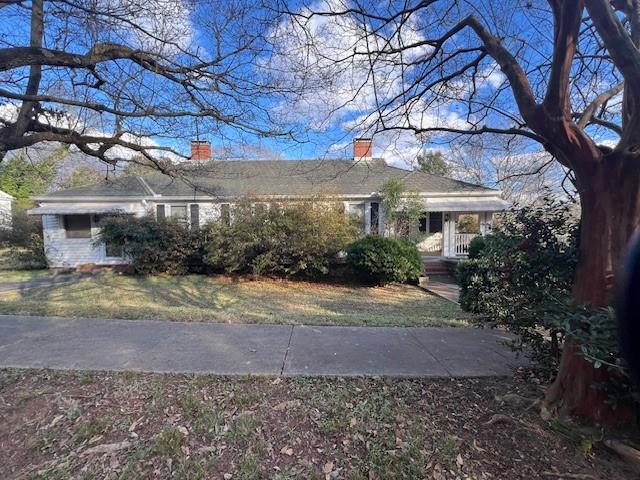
[0,315,526,377]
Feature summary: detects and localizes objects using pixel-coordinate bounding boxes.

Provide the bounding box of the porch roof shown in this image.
[424,198,510,212]
[27,202,139,215]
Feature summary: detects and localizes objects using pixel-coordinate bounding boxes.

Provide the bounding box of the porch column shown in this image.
[364,202,371,234]
[443,212,453,257]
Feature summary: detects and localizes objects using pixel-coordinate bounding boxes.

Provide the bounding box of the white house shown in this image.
[28,139,509,268]
[0,189,13,228]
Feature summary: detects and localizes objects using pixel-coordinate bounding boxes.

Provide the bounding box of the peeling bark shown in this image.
[543,156,640,425]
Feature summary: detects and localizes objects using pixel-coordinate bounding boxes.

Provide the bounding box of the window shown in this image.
[419,212,428,233]
[346,203,365,232]
[190,204,200,229]
[105,242,123,258]
[370,202,379,234]
[64,215,92,239]
[220,203,230,225]
[156,204,166,221]
[429,212,443,233]
[170,205,188,225]
[456,213,480,233]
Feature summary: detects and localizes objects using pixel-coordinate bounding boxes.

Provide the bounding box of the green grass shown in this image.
[0,271,469,327]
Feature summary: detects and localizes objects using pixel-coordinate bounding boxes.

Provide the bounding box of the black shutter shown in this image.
[370,202,379,234]
[190,204,200,229]
[156,204,165,221]
[220,204,230,225]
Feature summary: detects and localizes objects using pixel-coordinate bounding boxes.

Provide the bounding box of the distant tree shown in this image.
[58,165,106,190]
[121,156,172,177]
[0,151,60,208]
[416,151,450,176]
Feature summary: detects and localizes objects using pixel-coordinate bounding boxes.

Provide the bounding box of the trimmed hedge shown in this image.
[346,235,422,285]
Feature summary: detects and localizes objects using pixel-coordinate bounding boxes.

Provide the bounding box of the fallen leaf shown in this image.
[323,461,334,474]
[456,453,464,467]
[280,446,294,456]
[128,416,144,432]
[349,418,357,427]
[432,463,446,480]
[81,441,132,456]
[47,414,64,429]
[177,426,189,436]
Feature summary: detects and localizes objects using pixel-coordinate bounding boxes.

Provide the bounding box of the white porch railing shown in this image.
[454,233,478,256]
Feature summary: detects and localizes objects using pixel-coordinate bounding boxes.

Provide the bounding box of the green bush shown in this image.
[466,235,486,259]
[203,200,359,278]
[97,215,204,275]
[346,235,422,285]
[457,199,579,372]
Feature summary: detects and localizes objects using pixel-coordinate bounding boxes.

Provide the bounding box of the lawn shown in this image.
[0,247,50,281]
[0,369,634,480]
[0,271,469,327]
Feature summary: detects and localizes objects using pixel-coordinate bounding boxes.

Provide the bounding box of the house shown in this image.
[0,189,13,228]
[28,139,509,268]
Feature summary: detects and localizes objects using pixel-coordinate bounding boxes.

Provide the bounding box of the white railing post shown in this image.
[454,233,478,256]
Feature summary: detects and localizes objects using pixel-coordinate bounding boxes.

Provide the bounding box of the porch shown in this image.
[416,210,498,258]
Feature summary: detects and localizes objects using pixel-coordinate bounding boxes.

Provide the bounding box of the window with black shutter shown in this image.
[156,204,166,221]
[370,202,379,234]
[190,204,200,229]
[429,212,443,233]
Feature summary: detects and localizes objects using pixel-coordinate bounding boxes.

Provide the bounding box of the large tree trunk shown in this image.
[543,155,640,425]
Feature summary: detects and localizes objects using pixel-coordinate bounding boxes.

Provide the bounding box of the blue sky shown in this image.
[0,0,623,188]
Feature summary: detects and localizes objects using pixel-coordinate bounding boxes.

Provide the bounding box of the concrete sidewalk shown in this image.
[421,275,461,304]
[0,315,526,377]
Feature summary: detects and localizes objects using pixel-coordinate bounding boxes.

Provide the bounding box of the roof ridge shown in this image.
[136,175,156,196]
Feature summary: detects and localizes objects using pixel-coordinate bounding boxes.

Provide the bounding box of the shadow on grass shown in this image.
[0,272,470,327]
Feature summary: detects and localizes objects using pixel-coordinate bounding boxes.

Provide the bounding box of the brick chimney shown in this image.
[190,140,211,161]
[353,138,372,161]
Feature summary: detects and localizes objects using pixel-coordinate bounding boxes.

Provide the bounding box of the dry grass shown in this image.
[0,369,635,480]
[0,271,469,327]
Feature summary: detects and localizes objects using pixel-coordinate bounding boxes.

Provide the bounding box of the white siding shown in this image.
[0,196,11,228]
[199,203,221,224]
[41,202,147,267]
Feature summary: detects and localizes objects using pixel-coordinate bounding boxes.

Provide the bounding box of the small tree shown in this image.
[416,151,451,176]
[379,179,423,241]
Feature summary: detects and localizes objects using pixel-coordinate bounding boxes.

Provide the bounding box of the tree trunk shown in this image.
[543,155,640,425]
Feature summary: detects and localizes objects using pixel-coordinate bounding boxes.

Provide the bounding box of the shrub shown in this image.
[203,200,359,278]
[346,235,422,285]
[457,199,579,372]
[466,235,486,259]
[0,205,43,248]
[97,215,204,275]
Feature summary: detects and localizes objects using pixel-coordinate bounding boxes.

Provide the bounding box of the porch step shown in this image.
[423,260,455,276]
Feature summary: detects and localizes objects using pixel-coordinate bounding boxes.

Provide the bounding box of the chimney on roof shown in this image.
[190,140,211,161]
[353,138,372,162]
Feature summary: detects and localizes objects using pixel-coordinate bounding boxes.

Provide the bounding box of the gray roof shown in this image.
[41,158,497,199]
